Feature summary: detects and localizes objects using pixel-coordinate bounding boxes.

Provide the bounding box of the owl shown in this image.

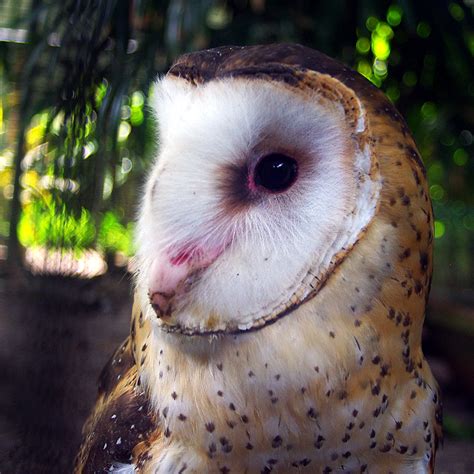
[74,44,442,473]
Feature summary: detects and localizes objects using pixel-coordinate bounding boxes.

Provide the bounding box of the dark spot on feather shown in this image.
[419,251,429,273]
[272,435,283,448]
[380,444,391,453]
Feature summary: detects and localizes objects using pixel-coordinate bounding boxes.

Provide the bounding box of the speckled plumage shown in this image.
[75,44,442,473]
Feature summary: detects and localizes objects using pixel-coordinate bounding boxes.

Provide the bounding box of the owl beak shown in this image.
[148,260,190,318]
[148,246,223,319]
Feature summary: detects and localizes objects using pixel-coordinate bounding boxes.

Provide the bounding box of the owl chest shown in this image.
[146,391,356,473]
[138,320,435,473]
[142,373,432,474]
[142,355,381,473]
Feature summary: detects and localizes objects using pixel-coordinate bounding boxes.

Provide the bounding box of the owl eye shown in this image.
[253,153,298,192]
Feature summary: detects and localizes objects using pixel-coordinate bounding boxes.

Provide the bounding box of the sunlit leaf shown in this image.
[98,211,134,256]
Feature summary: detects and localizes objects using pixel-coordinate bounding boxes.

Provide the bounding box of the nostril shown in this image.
[150,291,175,318]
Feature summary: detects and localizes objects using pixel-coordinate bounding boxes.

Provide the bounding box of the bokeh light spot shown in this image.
[373,59,388,77]
[118,121,131,142]
[121,105,131,120]
[366,16,378,31]
[453,148,469,166]
[131,91,144,107]
[417,22,431,38]
[463,215,474,231]
[121,157,133,173]
[386,84,400,102]
[430,184,445,201]
[421,101,437,123]
[434,220,445,239]
[466,32,474,56]
[449,2,465,21]
[83,141,97,159]
[428,162,444,182]
[372,36,390,60]
[376,22,394,39]
[206,5,232,29]
[460,130,473,146]
[441,134,455,146]
[356,37,370,54]
[387,5,403,26]
[403,71,417,87]
[357,59,372,79]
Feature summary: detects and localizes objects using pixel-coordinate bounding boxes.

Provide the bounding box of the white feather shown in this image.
[135,76,380,334]
[109,462,136,473]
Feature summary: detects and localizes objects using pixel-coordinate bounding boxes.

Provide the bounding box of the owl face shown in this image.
[136,74,381,335]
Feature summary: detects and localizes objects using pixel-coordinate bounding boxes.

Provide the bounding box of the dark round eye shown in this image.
[254,153,298,192]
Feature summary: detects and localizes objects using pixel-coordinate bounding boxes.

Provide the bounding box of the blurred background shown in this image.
[0,0,472,472]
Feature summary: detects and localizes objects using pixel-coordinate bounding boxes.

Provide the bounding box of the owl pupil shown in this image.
[254,154,298,192]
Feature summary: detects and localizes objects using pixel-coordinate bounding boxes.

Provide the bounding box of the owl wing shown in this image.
[74,336,160,473]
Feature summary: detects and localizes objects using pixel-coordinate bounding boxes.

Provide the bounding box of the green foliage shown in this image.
[98,211,134,256]
[0,0,472,284]
[18,201,134,256]
[18,200,95,251]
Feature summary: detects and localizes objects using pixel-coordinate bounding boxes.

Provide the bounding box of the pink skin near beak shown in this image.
[148,246,223,318]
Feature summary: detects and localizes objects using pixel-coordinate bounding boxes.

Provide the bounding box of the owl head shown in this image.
[135,44,431,338]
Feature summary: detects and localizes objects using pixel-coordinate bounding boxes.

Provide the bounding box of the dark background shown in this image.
[0,1,473,472]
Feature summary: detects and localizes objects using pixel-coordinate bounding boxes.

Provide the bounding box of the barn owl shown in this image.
[75,44,442,473]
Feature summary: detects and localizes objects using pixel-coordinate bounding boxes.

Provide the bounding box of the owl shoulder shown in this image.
[74,337,159,473]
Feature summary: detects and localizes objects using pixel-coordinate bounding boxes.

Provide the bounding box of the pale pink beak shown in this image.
[148,246,223,318]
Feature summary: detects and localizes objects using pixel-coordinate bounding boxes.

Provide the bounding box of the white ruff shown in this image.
[135,76,380,333]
